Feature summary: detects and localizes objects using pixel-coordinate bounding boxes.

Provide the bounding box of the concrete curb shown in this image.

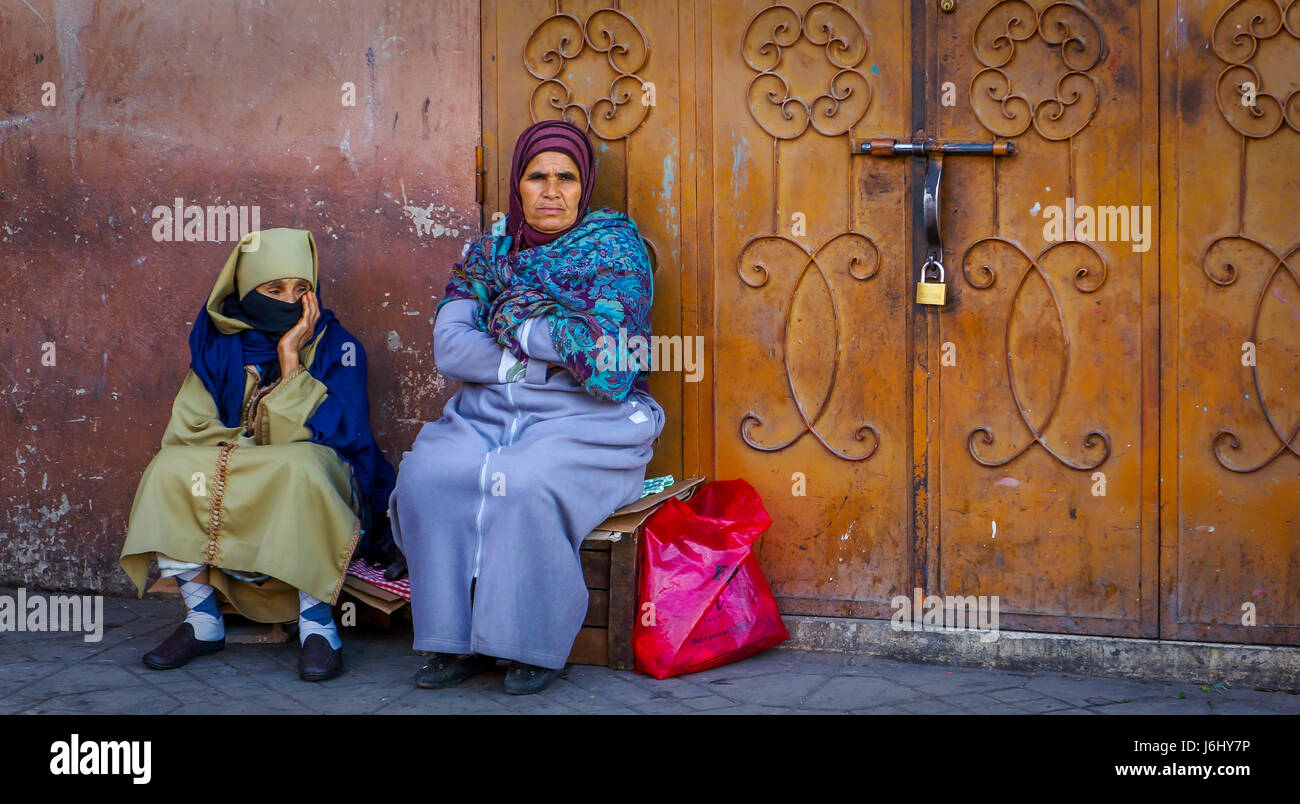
[779,616,1300,691]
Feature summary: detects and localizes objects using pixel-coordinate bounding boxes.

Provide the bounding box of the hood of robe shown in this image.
[203,228,319,335]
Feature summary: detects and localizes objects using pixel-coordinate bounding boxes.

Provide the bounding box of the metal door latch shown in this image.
[853,132,1015,307]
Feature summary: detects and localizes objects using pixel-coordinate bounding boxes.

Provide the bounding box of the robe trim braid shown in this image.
[243,385,273,434]
[202,443,238,566]
[329,518,363,606]
[252,365,306,445]
[240,367,262,431]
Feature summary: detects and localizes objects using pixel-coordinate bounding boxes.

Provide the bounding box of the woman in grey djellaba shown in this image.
[389,119,664,695]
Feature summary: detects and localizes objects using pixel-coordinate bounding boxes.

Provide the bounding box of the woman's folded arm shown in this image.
[434,298,517,384]
[518,315,565,363]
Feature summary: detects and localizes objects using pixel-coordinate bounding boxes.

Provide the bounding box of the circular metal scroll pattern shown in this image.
[1211,0,1300,137]
[524,7,651,140]
[741,2,874,139]
[968,0,1105,141]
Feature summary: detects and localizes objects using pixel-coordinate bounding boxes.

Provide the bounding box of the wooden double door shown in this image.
[479,0,1299,645]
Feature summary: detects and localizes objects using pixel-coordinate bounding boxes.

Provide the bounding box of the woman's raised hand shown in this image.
[277,290,320,375]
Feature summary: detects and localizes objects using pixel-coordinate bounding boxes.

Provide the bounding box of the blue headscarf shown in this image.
[187,229,397,561]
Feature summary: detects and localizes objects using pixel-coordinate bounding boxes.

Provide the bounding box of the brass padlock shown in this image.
[916,256,947,306]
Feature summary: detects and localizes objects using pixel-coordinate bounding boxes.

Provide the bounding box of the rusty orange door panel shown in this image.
[1158,0,1300,645]
[926,0,1160,637]
[705,0,915,619]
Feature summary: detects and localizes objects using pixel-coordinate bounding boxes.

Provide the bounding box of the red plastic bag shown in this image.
[633,478,789,679]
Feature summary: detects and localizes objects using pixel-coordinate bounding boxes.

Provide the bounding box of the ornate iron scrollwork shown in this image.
[968,0,1105,140]
[737,233,882,462]
[1202,235,1300,471]
[961,237,1112,470]
[524,5,651,139]
[742,2,873,139]
[1211,0,1300,137]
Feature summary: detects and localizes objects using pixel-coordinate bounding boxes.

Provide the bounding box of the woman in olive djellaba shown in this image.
[120,228,396,682]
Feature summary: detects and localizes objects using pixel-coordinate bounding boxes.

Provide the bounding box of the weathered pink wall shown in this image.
[0,1,480,593]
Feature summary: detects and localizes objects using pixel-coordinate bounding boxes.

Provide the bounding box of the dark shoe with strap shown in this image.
[503,661,569,695]
[142,622,225,670]
[415,652,498,689]
[298,634,344,682]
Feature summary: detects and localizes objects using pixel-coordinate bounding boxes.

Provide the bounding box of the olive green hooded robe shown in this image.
[120,229,360,623]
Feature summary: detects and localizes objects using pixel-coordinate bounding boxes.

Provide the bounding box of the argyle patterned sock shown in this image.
[174,568,225,642]
[298,591,341,650]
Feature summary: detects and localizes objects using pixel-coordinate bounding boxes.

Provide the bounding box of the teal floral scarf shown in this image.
[437,207,654,402]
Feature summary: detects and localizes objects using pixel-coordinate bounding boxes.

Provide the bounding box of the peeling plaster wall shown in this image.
[0,1,479,594]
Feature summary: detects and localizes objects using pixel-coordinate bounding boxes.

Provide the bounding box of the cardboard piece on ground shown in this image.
[343,573,402,603]
[341,576,407,614]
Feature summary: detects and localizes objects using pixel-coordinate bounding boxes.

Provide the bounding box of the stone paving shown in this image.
[2,589,1298,715]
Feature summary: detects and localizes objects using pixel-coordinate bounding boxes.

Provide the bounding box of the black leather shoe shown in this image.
[415,653,498,689]
[383,554,408,581]
[298,634,344,682]
[503,661,569,695]
[142,622,225,670]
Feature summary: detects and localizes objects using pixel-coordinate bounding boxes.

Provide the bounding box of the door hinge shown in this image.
[475,144,485,224]
[475,144,485,204]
